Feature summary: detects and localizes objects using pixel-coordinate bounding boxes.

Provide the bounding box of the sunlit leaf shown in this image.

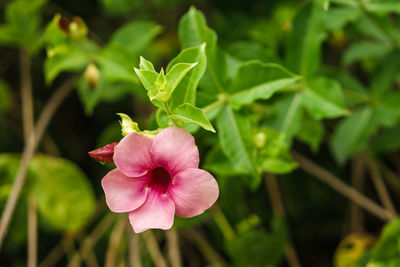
[302,76,349,120]
[217,105,258,181]
[266,93,303,145]
[110,21,162,54]
[229,61,299,108]
[170,103,215,132]
[331,108,376,164]
[179,7,227,96]
[166,44,207,109]
[30,155,96,232]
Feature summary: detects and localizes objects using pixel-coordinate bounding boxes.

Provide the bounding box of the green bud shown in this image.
[253,132,267,148]
[69,17,88,40]
[84,63,100,89]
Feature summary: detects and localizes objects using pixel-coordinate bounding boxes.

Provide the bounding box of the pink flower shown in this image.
[101,127,219,233]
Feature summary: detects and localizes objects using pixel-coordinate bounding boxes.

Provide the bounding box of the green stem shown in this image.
[208,62,225,93]
[202,98,225,114]
[162,102,179,126]
[213,205,235,241]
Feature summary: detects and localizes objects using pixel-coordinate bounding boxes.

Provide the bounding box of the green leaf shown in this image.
[165,62,198,96]
[139,56,156,72]
[302,76,349,120]
[371,50,400,97]
[256,128,298,174]
[286,1,326,77]
[372,125,400,154]
[100,0,136,15]
[266,93,303,145]
[133,68,158,92]
[30,155,96,232]
[110,21,162,54]
[44,41,98,84]
[320,69,369,106]
[330,0,358,6]
[42,14,68,46]
[227,41,280,64]
[229,61,299,108]
[96,44,138,84]
[178,7,227,95]
[77,71,108,115]
[217,105,258,180]
[323,6,361,31]
[362,0,400,14]
[0,0,47,52]
[373,92,400,127]
[170,103,215,132]
[0,154,21,203]
[331,108,376,164]
[367,218,400,265]
[178,7,217,54]
[343,41,390,66]
[318,0,330,10]
[261,153,298,175]
[227,218,287,266]
[203,146,246,177]
[356,14,393,44]
[296,114,324,152]
[166,44,207,109]
[147,69,168,102]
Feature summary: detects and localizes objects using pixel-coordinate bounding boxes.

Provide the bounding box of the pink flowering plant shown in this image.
[88,7,303,234]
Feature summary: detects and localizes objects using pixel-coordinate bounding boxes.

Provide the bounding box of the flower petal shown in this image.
[150,127,199,177]
[114,133,156,177]
[101,169,150,213]
[169,168,219,218]
[128,189,175,233]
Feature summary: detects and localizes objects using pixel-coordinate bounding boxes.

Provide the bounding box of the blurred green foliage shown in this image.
[1,0,400,266]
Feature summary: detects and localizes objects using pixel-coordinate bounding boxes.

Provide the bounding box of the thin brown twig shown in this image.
[365,157,397,216]
[292,151,395,221]
[28,195,38,267]
[350,156,365,232]
[181,229,225,265]
[129,231,142,267]
[67,213,116,267]
[264,174,285,216]
[20,48,34,141]
[105,216,126,267]
[264,174,301,267]
[39,198,106,267]
[0,76,77,250]
[166,229,182,267]
[379,162,400,194]
[85,251,100,267]
[20,48,37,267]
[142,230,167,267]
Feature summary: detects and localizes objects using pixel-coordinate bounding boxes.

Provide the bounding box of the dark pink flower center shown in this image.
[148,167,172,193]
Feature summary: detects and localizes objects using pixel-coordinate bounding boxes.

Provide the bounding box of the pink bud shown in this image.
[88,142,119,163]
